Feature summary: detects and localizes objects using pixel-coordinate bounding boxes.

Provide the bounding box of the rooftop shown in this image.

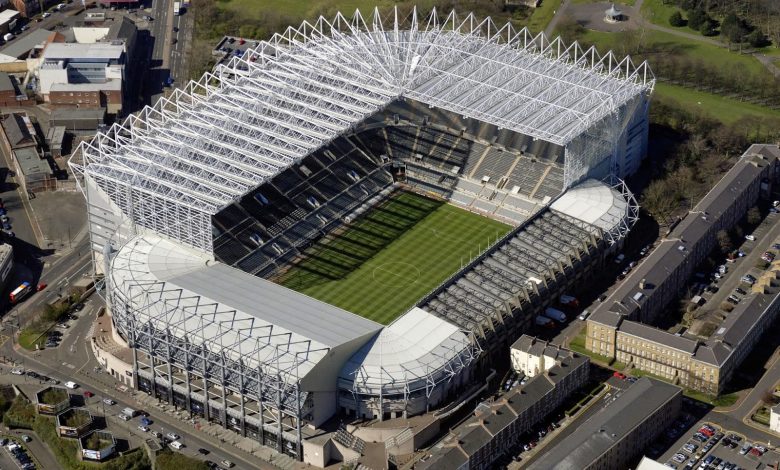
[528,377,681,469]
[43,42,123,60]
[0,72,14,92]
[0,9,18,24]
[14,147,50,175]
[0,29,53,59]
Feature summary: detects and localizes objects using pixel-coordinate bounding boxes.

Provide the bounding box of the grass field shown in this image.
[655,82,780,124]
[277,191,511,325]
[640,0,681,27]
[579,29,770,79]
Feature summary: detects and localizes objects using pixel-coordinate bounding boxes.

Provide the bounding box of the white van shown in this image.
[64,381,78,389]
[169,440,184,450]
[122,407,137,417]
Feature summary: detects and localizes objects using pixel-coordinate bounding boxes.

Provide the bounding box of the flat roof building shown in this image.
[529,377,681,470]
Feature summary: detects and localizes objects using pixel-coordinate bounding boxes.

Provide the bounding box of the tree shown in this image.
[746,29,769,47]
[669,11,686,27]
[720,13,746,43]
[699,19,718,36]
[747,206,762,225]
[716,230,733,254]
[687,8,708,30]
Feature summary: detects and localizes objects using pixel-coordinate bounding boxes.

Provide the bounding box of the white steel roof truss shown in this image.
[225,80,350,132]
[133,134,258,188]
[127,140,248,198]
[210,91,333,144]
[202,97,319,151]
[174,106,302,163]
[239,72,363,124]
[164,123,280,178]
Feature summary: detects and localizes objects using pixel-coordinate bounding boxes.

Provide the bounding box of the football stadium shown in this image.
[70,8,651,461]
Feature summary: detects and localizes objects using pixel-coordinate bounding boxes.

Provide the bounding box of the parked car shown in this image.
[169,440,184,450]
[739,443,751,455]
[83,391,94,398]
[21,435,31,442]
[735,287,747,295]
[151,431,162,438]
[220,460,235,469]
[42,12,51,17]
[11,368,24,375]
[103,398,115,406]
[64,381,78,389]
[118,413,130,421]
[165,432,180,441]
[745,234,756,241]
[138,425,149,432]
[198,448,210,455]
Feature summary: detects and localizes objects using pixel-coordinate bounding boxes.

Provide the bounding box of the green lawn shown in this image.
[640,0,682,27]
[655,82,780,124]
[216,0,440,23]
[277,191,511,324]
[580,29,769,79]
[528,0,563,33]
[18,328,46,351]
[572,0,635,5]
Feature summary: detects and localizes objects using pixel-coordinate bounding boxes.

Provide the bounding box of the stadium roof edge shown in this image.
[70,7,653,251]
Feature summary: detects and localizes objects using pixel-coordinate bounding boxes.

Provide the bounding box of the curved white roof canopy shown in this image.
[340,307,475,396]
[551,178,630,235]
[109,235,382,386]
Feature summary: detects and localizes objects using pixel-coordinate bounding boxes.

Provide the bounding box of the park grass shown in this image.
[640,0,682,27]
[216,0,439,23]
[277,190,510,325]
[572,0,635,5]
[579,29,770,79]
[654,83,780,124]
[684,389,739,407]
[527,0,563,33]
[18,327,46,351]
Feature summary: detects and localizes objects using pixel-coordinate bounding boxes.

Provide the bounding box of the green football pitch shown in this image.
[276,190,512,325]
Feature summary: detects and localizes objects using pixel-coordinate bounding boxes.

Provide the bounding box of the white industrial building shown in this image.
[38,42,124,98]
[70,8,651,462]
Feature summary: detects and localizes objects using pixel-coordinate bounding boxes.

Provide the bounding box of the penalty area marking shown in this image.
[372,262,421,288]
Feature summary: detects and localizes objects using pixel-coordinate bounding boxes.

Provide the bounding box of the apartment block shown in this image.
[529,377,681,470]
[418,344,589,470]
[586,144,780,394]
